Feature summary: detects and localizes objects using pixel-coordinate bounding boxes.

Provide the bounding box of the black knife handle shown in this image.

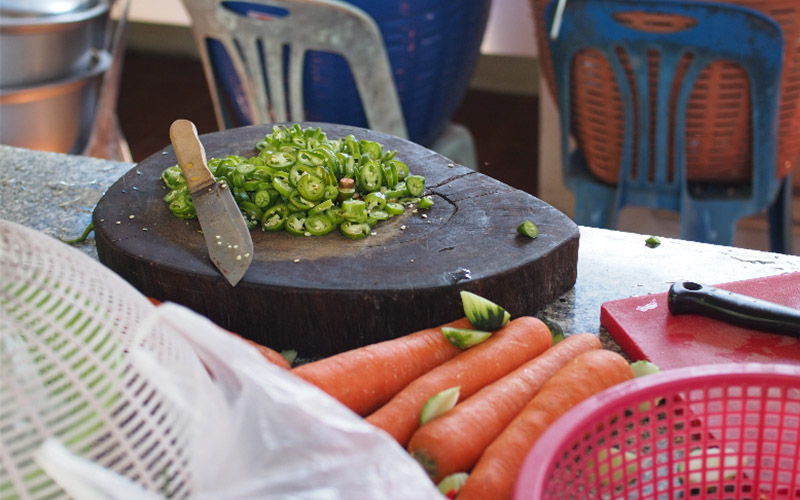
[667,281,800,337]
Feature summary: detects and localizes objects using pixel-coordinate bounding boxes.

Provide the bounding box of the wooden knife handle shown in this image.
[169,119,215,193]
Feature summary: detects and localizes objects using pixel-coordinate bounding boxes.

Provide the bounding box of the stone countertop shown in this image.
[3,144,799,358]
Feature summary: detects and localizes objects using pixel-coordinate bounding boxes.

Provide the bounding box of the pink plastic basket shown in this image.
[515,363,800,500]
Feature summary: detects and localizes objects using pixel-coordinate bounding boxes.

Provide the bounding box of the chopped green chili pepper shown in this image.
[517,220,539,238]
[384,182,408,199]
[289,190,316,211]
[406,175,425,197]
[305,213,334,235]
[271,172,294,198]
[357,159,383,193]
[342,199,367,221]
[297,149,324,167]
[340,221,371,239]
[162,124,428,238]
[418,195,434,209]
[308,199,333,216]
[161,165,185,189]
[297,173,326,202]
[390,160,409,180]
[645,236,661,248]
[369,209,390,221]
[59,222,94,244]
[285,212,307,236]
[364,191,387,211]
[253,190,272,208]
[385,202,405,215]
[264,150,296,169]
[261,204,288,232]
[360,140,383,160]
[325,207,345,226]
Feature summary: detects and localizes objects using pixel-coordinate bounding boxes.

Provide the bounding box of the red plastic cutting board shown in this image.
[601,272,800,369]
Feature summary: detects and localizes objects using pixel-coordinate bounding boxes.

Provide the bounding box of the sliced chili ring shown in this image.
[239,200,263,222]
[289,189,316,210]
[271,172,293,198]
[236,161,256,175]
[340,221,370,239]
[324,185,339,201]
[305,213,334,236]
[289,164,316,187]
[325,207,345,226]
[364,191,387,211]
[286,212,308,236]
[261,204,288,232]
[253,189,272,208]
[384,182,408,199]
[360,140,382,160]
[385,201,404,215]
[390,159,409,180]
[382,161,399,188]
[406,174,425,196]
[344,135,360,157]
[309,199,334,216]
[297,149,324,167]
[297,173,326,201]
[368,209,390,221]
[342,199,367,221]
[358,159,383,193]
[265,150,296,169]
[418,195,434,209]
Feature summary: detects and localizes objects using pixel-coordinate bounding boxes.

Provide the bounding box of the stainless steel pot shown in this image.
[0,0,110,87]
[0,50,111,154]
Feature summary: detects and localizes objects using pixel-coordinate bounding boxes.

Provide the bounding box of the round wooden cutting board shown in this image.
[93,123,579,357]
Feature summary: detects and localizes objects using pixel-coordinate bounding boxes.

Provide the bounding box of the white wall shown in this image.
[127,0,538,57]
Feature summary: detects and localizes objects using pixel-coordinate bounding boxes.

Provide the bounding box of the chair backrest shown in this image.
[546,0,783,213]
[181,0,408,139]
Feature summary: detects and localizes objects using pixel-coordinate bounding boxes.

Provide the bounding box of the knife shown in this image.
[169,119,253,286]
[667,280,800,336]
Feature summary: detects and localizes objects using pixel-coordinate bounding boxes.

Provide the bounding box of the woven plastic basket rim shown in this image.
[513,362,800,499]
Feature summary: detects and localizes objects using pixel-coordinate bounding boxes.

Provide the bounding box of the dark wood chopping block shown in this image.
[93,123,579,358]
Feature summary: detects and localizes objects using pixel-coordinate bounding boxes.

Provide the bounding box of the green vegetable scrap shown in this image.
[437,472,469,498]
[161,124,429,237]
[419,386,461,425]
[645,236,661,248]
[517,220,539,238]
[442,326,492,349]
[538,317,565,345]
[460,291,510,331]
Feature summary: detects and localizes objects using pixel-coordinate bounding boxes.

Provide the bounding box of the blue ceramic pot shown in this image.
[208,0,492,147]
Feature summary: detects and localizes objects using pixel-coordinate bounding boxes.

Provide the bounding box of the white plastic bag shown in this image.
[1,219,442,500]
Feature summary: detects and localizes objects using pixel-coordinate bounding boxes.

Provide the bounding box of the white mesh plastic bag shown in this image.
[0,219,442,500]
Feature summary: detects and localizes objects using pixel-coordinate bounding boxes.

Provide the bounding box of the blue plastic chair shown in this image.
[545,0,793,253]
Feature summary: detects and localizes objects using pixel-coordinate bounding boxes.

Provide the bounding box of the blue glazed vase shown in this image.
[208,0,492,147]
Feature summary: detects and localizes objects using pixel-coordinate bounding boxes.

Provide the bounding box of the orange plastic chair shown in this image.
[546,0,792,253]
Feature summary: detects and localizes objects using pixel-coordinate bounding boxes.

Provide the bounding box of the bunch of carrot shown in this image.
[289,309,635,499]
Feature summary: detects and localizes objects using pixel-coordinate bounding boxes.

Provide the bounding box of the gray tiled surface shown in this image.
[3,145,799,359]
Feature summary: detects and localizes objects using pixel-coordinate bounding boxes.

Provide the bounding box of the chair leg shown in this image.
[572,180,617,228]
[565,150,617,228]
[768,174,793,254]
[680,202,738,247]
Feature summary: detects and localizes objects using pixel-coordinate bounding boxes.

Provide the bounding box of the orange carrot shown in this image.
[457,349,635,500]
[408,333,602,482]
[242,337,292,370]
[292,317,473,416]
[366,316,552,446]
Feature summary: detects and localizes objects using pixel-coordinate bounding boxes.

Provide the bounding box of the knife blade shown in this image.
[667,280,800,336]
[169,119,253,286]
